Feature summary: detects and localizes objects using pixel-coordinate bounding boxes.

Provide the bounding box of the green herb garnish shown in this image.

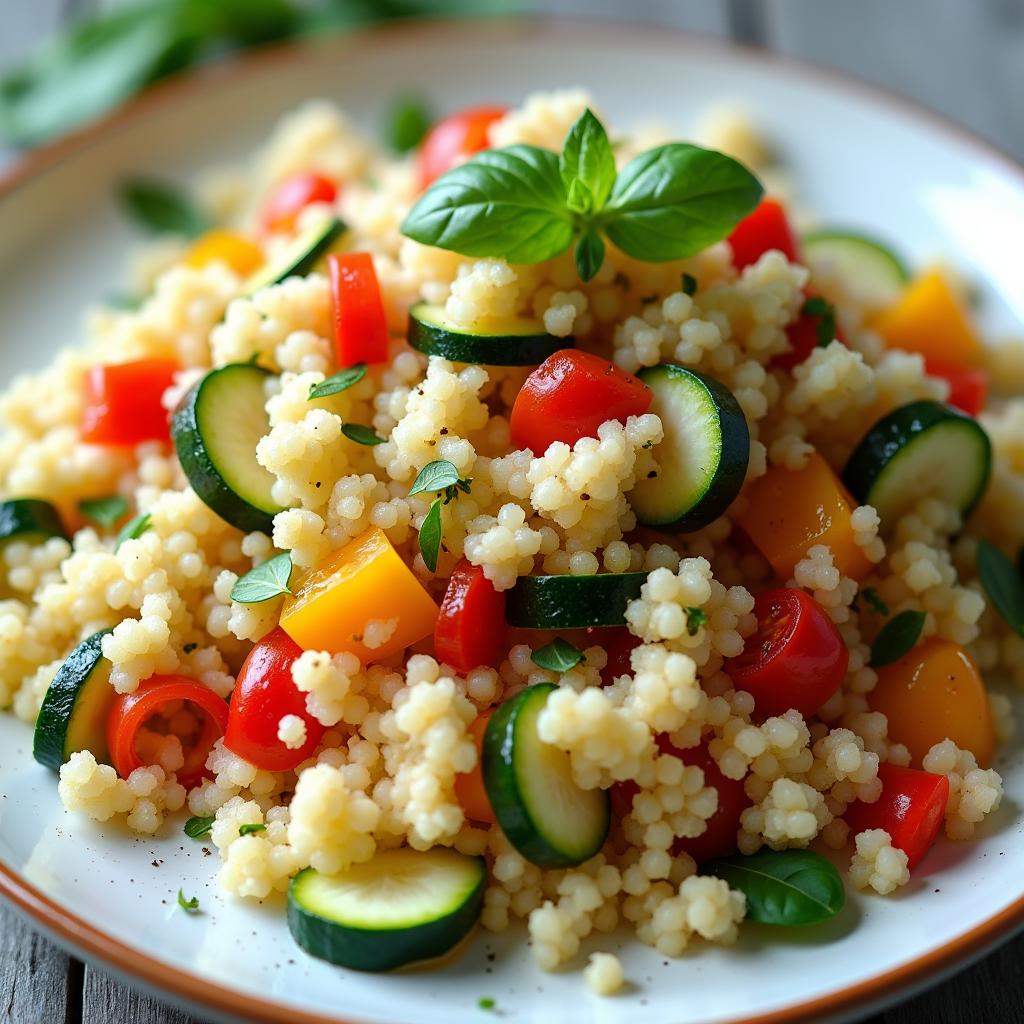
[79,495,128,528]
[119,178,210,237]
[869,609,926,667]
[239,823,267,836]
[387,95,432,153]
[859,586,889,616]
[681,272,698,296]
[685,606,707,637]
[478,997,497,1011]
[976,539,1024,636]
[409,459,472,503]
[230,552,293,604]
[115,512,152,551]
[801,295,837,348]
[183,815,215,840]
[418,498,443,573]
[341,423,387,446]
[308,363,367,400]
[177,889,200,913]
[531,638,585,673]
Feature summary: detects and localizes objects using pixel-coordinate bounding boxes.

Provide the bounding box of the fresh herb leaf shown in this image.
[685,607,707,637]
[401,145,574,264]
[870,609,926,667]
[409,459,463,496]
[681,272,698,296]
[230,552,293,604]
[531,638,585,673]
[559,108,616,214]
[177,888,200,913]
[859,587,889,616]
[308,363,367,400]
[105,293,143,311]
[119,178,209,237]
[976,539,1024,636]
[418,498,443,573]
[478,997,497,1011]
[602,144,763,262]
[387,95,432,153]
[707,849,845,926]
[115,512,152,551]
[802,295,837,348]
[341,423,386,446]
[184,815,214,840]
[574,228,605,283]
[79,495,127,528]
[238,823,267,836]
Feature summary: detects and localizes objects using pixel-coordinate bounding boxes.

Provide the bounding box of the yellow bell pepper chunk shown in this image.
[184,230,264,277]
[280,526,438,664]
[735,452,872,582]
[871,269,982,368]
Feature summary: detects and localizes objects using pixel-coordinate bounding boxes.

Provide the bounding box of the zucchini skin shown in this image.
[505,572,648,629]
[243,216,346,295]
[286,861,485,972]
[0,498,67,545]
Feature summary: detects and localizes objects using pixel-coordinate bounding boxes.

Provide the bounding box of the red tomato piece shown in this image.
[418,105,508,189]
[773,291,845,371]
[81,357,178,446]
[728,198,800,270]
[224,627,326,772]
[261,172,337,233]
[509,350,653,454]
[925,359,988,417]
[725,587,849,720]
[590,626,641,686]
[106,675,229,789]
[328,252,390,367]
[843,763,950,870]
[435,559,506,673]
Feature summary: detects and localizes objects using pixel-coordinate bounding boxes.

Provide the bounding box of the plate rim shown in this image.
[0,15,1022,1024]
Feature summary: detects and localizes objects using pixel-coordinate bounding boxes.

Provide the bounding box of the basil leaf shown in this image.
[308,363,367,400]
[230,552,293,604]
[565,178,593,215]
[859,586,889,616]
[387,95,432,154]
[559,108,616,213]
[177,888,200,913]
[105,293,143,311]
[802,295,837,348]
[977,539,1024,636]
[531,638,584,673]
[870,609,926,667]
[708,849,845,926]
[574,228,605,283]
[115,512,152,551]
[409,459,462,496]
[184,815,214,840]
[120,177,210,237]
[603,144,763,262]
[342,423,386,446]
[685,607,707,637]
[79,495,128,528]
[681,272,697,296]
[478,997,497,1011]
[419,498,443,573]
[238,823,267,836]
[401,145,574,264]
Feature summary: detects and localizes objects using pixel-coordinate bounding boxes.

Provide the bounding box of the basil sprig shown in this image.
[409,460,472,503]
[115,512,152,551]
[177,888,201,913]
[708,849,845,926]
[387,95,432,154]
[230,552,293,604]
[684,607,707,637]
[341,423,386,446]
[308,363,367,400]
[119,178,210,237]
[418,499,443,573]
[184,814,214,840]
[402,108,762,283]
[869,609,926,667]
[801,295,838,348]
[976,538,1024,636]
[79,495,128,528]
[531,638,584,673]
[239,823,267,836]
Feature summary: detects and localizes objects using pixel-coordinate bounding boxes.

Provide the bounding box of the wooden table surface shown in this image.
[2,2,1023,1022]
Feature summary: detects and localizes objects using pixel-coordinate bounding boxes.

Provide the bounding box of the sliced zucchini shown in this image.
[505,572,648,629]
[287,848,485,971]
[842,400,991,525]
[33,631,114,771]
[171,363,284,533]
[0,498,66,549]
[407,303,570,365]
[802,230,909,307]
[629,364,749,531]
[483,683,610,868]
[243,216,346,295]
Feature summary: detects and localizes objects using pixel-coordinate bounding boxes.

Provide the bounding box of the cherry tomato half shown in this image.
[727,198,800,270]
[328,252,390,368]
[261,171,337,233]
[591,626,641,686]
[454,711,496,826]
[224,627,326,772]
[925,359,988,417]
[672,741,751,863]
[418,105,507,189]
[773,290,845,371]
[435,559,506,674]
[510,349,652,455]
[725,587,848,720]
[81,357,178,446]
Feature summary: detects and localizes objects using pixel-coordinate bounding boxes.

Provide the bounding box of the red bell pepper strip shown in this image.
[418,105,508,190]
[728,198,800,270]
[925,359,988,417]
[261,171,337,233]
[81,357,178,446]
[435,559,506,673]
[328,252,390,368]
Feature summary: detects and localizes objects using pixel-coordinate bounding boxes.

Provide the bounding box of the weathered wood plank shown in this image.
[0,903,76,1024]
[82,965,208,1024]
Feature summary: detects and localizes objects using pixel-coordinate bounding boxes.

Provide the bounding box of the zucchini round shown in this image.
[287,848,485,971]
[243,216,346,295]
[33,630,114,771]
[171,363,285,533]
[407,302,570,365]
[505,572,648,629]
[802,229,909,306]
[629,363,749,531]
[842,400,991,524]
[483,683,610,868]
[0,498,67,549]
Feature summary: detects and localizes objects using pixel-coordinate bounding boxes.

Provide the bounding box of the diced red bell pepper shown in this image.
[418,105,508,190]
[925,359,988,417]
[728,198,800,270]
[261,172,337,233]
[844,763,950,870]
[509,349,652,454]
[81,357,178,446]
[328,252,390,367]
[435,559,506,673]
[773,291,844,371]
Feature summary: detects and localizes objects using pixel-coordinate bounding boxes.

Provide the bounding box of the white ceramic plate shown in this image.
[0,19,1022,1024]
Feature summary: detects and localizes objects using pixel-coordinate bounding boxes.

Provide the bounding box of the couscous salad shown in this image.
[2,91,1019,995]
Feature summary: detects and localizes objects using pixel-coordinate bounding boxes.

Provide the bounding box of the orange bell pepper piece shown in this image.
[871,269,982,368]
[184,230,263,277]
[280,526,438,664]
[454,711,496,825]
[870,638,995,767]
[735,452,872,582]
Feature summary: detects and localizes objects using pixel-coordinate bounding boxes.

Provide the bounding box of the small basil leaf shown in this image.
[115,512,152,551]
[409,459,462,496]
[238,823,267,836]
[342,423,386,446]
[859,586,890,616]
[184,815,215,840]
[977,539,1024,636]
[559,108,616,212]
[308,363,367,400]
[177,888,200,913]
[574,228,605,283]
[565,178,593,215]
[685,607,707,637]
[681,272,697,296]
[400,145,574,264]
[708,849,845,926]
[531,638,584,673]
[79,495,128,528]
[418,498,443,573]
[870,609,926,667]
[603,144,763,262]
[119,178,210,237]
[387,95,432,154]
[230,552,293,604]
